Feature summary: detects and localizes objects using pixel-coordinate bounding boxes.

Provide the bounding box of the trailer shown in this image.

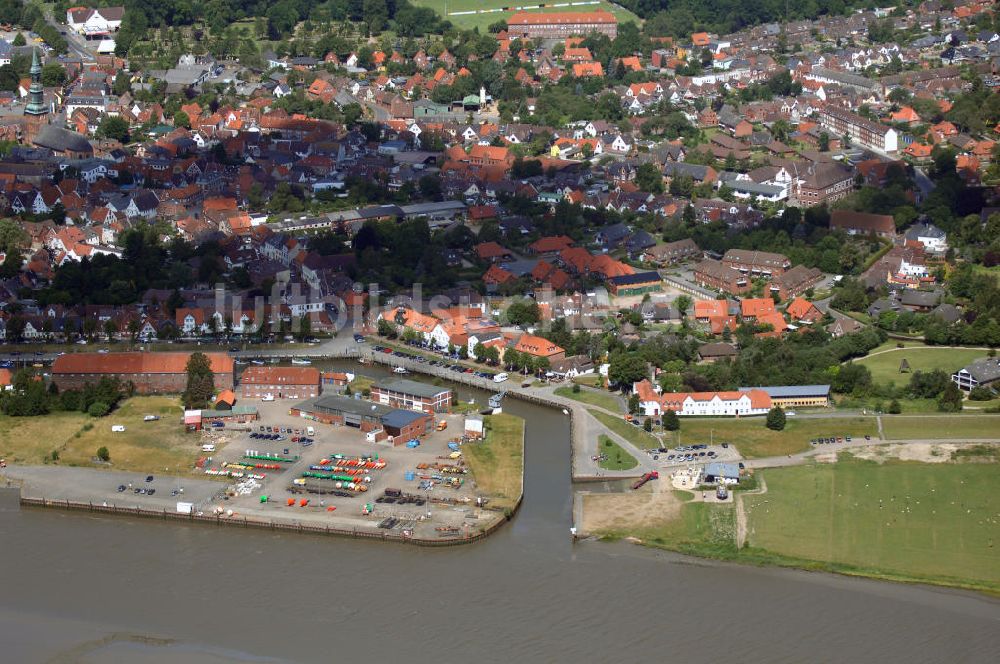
[631,472,659,490]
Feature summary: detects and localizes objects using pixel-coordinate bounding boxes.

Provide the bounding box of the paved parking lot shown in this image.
[643,443,742,468]
[203,401,496,535]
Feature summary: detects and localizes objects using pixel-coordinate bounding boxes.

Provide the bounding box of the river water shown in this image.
[1,363,998,663]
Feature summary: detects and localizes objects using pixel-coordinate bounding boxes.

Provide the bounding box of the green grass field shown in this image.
[413,0,642,32]
[597,434,637,470]
[589,410,659,448]
[746,458,1000,592]
[464,413,524,510]
[881,415,1000,440]
[661,416,878,458]
[855,345,987,387]
[554,386,621,411]
[0,396,204,473]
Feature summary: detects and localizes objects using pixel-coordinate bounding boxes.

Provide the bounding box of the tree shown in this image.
[96,446,110,462]
[183,352,215,409]
[674,295,692,317]
[766,406,786,431]
[174,110,191,129]
[937,382,964,412]
[363,0,388,34]
[41,63,66,87]
[12,32,25,47]
[628,393,640,414]
[608,351,647,388]
[663,408,680,431]
[506,298,541,327]
[0,64,18,92]
[643,416,653,432]
[818,131,830,152]
[97,115,130,142]
[887,399,902,414]
[377,318,396,338]
[88,401,110,417]
[968,386,995,401]
[635,162,664,193]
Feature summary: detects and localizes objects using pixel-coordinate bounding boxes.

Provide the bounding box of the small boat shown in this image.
[250,359,265,366]
[393,366,408,374]
[261,394,275,402]
[291,358,312,365]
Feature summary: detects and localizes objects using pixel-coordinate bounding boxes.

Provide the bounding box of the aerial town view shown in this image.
[0,0,998,661]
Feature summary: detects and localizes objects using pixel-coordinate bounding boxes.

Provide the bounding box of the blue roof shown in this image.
[381,409,427,429]
[740,385,831,398]
[705,462,740,479]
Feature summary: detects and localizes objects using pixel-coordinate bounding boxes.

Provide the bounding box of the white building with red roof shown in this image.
[633,379,771,417]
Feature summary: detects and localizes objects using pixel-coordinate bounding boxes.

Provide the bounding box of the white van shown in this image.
[306,426,315,436]
[493,372,508,383]
[201,444,216,453]
[111,425,125,432]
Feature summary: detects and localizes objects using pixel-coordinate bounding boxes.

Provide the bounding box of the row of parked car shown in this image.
[371,345,507,382]
[810,435,870,445]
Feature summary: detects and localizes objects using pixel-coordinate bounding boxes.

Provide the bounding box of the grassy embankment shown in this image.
[595,454,1000,595]
[0,396,204,473]
[554,386,621,411]
[597,434,638,471]
[464,412,524,511]
[589,410,659,448]
[590,410,877,458]
[881,415,1000,440]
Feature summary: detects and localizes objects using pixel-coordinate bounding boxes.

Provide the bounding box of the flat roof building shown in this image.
[370,378,453,413]
[290,394,432,444]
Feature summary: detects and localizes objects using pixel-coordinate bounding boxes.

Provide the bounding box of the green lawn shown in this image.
[464,413,524,511]
[855,345,987,386]
[412,0,642,31]
[589,410,660,449]
[746,458,1000,593]
[881,415,1000,440]
[554,386,621,411]
[0,411,92,464]
[597,495,739,559]
[661,416,878,458]
[571,373,603,387]
[596,434,638,471]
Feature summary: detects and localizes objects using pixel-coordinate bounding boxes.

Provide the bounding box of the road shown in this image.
[29,2,97,61]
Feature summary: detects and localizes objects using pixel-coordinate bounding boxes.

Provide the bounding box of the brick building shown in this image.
[693,259,750,295]
[721,249,791,277]
[371,378,453,413]
[238,366,321,400]
[795,162,854,207]
[51,352,234,394]
[289,394,431,444]
[771,264,824,300]
[830,209,896,238]
[642,238,702,264]
[819,106,898,152]
[506,11,618,40]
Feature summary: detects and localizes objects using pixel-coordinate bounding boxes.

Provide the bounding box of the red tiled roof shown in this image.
[508,10,617,26]
[53,352,233,375]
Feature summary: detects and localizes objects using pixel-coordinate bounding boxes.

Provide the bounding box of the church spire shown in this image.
[25,47,48,116]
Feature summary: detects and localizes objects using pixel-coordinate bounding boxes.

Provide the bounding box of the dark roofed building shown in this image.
[370,378,452,412]
[289,394,432,443]
[33,125,94,159]
[693,259,750,295]
[953,357,1000,392]
[771,264,824,300]
[607,271,661,296]
[643,238,701,264]
[722,249,791,277]
[698,342,738,363]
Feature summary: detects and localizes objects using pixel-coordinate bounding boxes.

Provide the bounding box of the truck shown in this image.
[631,472,659,490]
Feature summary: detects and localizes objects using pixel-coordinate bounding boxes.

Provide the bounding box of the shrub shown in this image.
[572,383,581,393]
[87,401,110,417]
[96,446,110,462]
[968,386,994,401]
[50,450,59,461]
[887,399,902,414]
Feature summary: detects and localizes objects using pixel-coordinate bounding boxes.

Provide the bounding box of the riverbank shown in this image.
[584,446,1000,596]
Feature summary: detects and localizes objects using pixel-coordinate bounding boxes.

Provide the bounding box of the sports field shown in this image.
[413,0,641,32]
[855,345,987,386]
[746,458,1000,592]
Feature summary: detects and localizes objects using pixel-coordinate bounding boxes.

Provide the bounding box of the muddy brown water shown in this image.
[1,361,998,663]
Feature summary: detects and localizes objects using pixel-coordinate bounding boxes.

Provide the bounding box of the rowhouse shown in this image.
[238,366,321,400]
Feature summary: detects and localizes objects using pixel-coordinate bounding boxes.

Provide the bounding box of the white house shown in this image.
[903,222,948,255]
[66,7,124,35]
[633,379,771,417]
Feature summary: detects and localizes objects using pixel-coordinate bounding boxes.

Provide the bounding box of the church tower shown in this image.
[23,47,50,144]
